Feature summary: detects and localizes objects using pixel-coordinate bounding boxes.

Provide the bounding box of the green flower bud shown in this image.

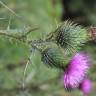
[41,47,67,69]
[53,21,88,53]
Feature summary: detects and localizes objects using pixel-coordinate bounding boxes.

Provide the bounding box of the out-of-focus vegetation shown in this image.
[0,0,96,96]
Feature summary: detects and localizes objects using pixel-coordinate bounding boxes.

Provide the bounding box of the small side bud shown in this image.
[87,27,96,41]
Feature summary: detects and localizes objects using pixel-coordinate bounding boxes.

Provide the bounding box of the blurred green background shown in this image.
[0,0,96,96]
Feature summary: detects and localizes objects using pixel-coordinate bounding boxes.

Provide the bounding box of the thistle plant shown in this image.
[0,20,93,95]
[0,1,95,96]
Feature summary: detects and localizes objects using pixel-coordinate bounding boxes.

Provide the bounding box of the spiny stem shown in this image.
[0,30,21,40]
[0,27,39,42]
[24,27,39,36]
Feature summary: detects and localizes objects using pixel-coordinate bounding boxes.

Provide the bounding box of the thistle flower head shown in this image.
[79,78,91,96]
[54,21,88,53]
[63,52,90,90]
[41,47,67,69]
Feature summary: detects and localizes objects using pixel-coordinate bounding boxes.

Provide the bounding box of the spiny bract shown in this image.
[54,21,88,53]
[41,47,67,69]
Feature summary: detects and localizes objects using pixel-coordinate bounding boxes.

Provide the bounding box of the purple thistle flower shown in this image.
[79,78,91,96]
[63,52,90,90]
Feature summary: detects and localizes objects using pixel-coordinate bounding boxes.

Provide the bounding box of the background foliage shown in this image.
[0,0,96,96]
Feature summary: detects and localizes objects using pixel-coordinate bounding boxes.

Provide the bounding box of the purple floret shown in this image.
[63,52,90,90]
[79,78,91,96]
